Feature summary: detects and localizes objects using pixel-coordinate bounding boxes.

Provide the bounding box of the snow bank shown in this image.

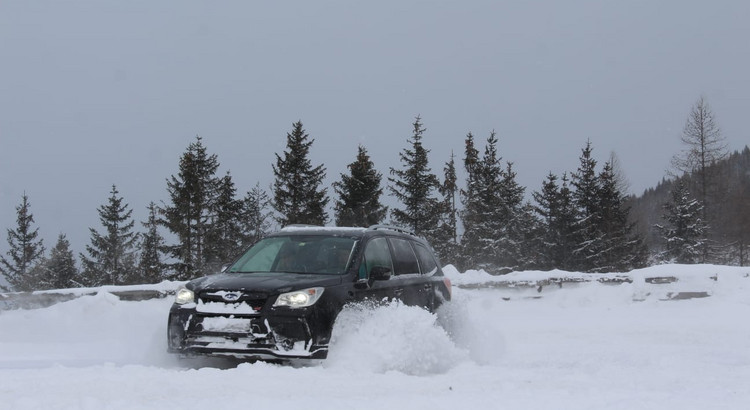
[444,263,750,302]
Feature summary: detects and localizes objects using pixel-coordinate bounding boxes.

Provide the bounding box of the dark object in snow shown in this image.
[167,225,451,361]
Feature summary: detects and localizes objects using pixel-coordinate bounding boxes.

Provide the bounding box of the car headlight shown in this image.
[175,286,195,304]
[273,287,324,308]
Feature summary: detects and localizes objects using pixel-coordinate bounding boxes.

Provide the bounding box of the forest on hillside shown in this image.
[2,98,748,292]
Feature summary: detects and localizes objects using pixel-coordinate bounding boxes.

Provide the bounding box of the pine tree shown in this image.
[36,234,78,290]
[460,131,505,272]
[556,174,578,270]
[570,141,602,272]
[161,136,222,279]
[656,180,707,264]
[440,152,458,244]
[533,172,577,270]
[515,202,544,270]
[273,121,329,226]
[463,132,480,188]
[205,172,245,270]
[0,194,45,292]
[495,162,527,270]
[595,161,647,271]
[388,116,441,237]
[459,132,481,266]
[240,183,273,248]
[137,202,166,284]
[80,185,138,286]
[333,145,387,227]
[431,152,459,264]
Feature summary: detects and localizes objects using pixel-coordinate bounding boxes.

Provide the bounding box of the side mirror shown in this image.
[369,265,392,281]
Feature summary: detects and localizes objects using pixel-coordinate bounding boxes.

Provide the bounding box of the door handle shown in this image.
[394,288,404,297]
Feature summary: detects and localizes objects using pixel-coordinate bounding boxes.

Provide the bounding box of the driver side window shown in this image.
[360,237,394,279]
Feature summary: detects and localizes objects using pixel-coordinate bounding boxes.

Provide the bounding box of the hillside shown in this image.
[630,146,750,264]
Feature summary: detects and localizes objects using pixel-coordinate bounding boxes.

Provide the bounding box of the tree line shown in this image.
[2,97,746,291]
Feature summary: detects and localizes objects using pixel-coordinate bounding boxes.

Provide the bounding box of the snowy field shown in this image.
[2,265,750,410]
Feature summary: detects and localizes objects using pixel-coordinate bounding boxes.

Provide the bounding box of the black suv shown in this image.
[167,225,451,361]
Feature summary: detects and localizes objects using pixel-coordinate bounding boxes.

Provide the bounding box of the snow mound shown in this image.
[0,292,175,369]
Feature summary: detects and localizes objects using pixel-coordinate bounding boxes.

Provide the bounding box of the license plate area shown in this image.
[200,317,254,333]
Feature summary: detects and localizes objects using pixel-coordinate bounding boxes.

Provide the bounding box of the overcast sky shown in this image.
[1,0,749,255]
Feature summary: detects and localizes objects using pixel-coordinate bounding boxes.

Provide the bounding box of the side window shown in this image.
[389,238,420,275]
[361,237,394,279]
[413,243,438,275]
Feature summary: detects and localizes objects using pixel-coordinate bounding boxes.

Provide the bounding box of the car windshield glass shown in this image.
[226,235,357,275]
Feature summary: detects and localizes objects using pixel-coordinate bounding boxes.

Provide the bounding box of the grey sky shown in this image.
[1,0,749,255]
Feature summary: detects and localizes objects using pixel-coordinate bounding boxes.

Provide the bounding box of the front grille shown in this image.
[198,290,267,313]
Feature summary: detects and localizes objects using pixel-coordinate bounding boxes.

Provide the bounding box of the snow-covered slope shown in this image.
[1,265,750,409]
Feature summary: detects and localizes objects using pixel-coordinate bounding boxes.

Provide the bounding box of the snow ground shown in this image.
[1,265,750,410]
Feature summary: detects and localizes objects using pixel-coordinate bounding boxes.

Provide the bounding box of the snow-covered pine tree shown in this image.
[80,185,138,286]
[273,121,329,226]
[570,141,602,272]
[0,194,45,291]
[161,136,222,279]
[388,116,441,237]
[656,180,707,264]
[240,183,273,248]
[35,233,78,290]
[333,145,387,227]
[137,202,166,284]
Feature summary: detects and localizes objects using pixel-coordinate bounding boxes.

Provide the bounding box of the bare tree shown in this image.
[670,96,727,206]
[670,96,727,262]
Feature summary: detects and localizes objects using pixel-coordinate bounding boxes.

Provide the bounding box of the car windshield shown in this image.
[226,235,357,275]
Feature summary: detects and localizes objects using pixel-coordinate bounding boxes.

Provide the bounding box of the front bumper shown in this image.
[167,303,331,360]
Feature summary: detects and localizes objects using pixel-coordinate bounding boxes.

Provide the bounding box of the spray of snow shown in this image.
[325,301,469,375]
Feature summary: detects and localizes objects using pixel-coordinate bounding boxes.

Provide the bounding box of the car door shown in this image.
[352,236,396,305]
[387,237,432,308]
[411,241,441,310]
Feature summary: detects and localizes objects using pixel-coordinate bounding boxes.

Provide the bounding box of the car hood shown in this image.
[188,272,344,294]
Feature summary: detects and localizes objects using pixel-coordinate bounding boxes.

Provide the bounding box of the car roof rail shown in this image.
[280,224,323,230]
[367,224,416,236]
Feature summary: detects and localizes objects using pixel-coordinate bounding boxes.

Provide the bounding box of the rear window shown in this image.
[389,237,420,275]
[413,243,438,275]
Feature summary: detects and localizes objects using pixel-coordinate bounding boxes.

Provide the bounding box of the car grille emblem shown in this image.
[222,292,241,302]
